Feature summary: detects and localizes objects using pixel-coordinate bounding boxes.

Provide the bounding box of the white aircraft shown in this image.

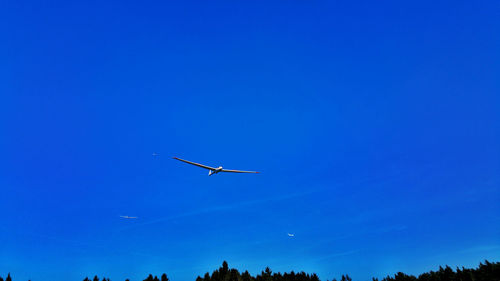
[287,233,295,237]
[173,157,259,176]
[120,216,138,219]
[152,152,160,158]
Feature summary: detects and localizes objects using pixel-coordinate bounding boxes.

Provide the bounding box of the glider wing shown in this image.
[222,169,259,174]
[173,157,216,170]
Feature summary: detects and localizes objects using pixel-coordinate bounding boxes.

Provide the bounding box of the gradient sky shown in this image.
[1,1,499,281]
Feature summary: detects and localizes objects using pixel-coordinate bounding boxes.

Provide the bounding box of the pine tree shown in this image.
[204,272,211,281]
[161,273,169,281]
[392,272,417,281]
[229,268,240,281]
[144,274,154,281]
[93,275,100,281]
[212,270,221,281]
[83,278,90,281]
[222,261,229,276]
[340,275,351,281]
[311,273,320,281]
[6,273,12,281]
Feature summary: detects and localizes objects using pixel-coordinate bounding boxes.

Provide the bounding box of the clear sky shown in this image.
[1,1,499,281]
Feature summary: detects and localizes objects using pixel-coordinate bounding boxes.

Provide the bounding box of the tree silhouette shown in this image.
[222,261,229,277]
[382,272,417,281]
[241,270,252,281]
[340,275,351,281]
[131,260,498,281]
[228,268,240,281]
[3,258,497,281]
[203,272,211,281]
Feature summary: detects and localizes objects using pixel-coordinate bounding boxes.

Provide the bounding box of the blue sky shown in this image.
[1,0,499,280]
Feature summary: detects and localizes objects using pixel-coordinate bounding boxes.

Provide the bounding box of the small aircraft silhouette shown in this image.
[152,152,160,158]
[173,157,259,176]
[120,216,138,219]
[287,233,295,237]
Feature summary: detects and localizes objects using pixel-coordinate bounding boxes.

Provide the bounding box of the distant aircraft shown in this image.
[120,216,138,219]
[287,233,295,237]
[173,157,259,176]
[152,152,160,158]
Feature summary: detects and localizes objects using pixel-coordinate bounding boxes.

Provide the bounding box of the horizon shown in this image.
[1,0,499,280]
[1,259,499,281]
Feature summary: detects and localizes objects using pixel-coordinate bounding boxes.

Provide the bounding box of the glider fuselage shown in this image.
[209,166,223,176]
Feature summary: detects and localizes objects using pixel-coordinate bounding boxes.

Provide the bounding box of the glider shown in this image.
[152,152,160,158]
[173,157,259,176]
[287,233,295,237]
[120,216,138,219]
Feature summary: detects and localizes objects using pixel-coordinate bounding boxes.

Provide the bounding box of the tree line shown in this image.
[196,260,500,281]
[82,273,170,281]
[0,260,498,281]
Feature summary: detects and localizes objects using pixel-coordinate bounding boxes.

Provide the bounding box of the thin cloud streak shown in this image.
[459,245,500,254]
[117,189,321,232]
[296,225,407,253]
